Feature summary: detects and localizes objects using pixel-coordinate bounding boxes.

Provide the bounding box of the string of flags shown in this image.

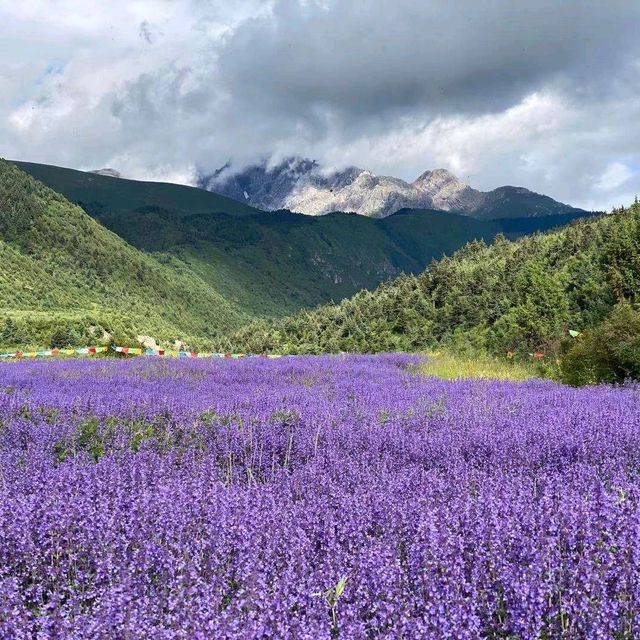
[111,346,282,359]
[0,346,109,359]
[0,346,283,360]
[2,330,586,361]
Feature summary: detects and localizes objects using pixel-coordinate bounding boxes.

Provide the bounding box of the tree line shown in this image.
[223,201,640,384]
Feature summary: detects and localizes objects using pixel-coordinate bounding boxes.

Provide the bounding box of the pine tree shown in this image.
[0,318,19,346]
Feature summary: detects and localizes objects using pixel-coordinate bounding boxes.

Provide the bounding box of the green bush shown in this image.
[560,302,640,385]
[0,318,22,347]
[50,326,80,349]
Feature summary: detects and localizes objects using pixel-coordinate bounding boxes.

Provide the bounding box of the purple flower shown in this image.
[0,355,638,638]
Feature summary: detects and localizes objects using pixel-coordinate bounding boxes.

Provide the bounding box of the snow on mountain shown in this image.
[201,159,438,217]
[282,169,429,217]
[199,158,322,211]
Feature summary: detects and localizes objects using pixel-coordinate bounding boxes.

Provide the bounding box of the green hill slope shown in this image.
[224,203,639,356]
[13,161,260,217]
[0,160,248,347]
[94,207,509,316]
[472,186,588,220]
[14,161,594,318]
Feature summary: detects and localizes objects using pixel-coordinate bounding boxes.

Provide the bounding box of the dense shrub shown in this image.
[0,318,22,346]
[49,325,80,349]
[560,302,640,385]
[226,204,640,369]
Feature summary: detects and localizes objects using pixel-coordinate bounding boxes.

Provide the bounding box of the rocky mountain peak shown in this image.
[412,168,484,212]
[202,157,585,220]
[91,168,121,178]
[413,168,459,187]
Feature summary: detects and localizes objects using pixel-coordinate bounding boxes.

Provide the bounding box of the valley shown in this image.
[2,159,594,348]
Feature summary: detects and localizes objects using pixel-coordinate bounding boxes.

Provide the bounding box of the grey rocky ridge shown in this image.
[201,157,589,220]
[90,168,122,178]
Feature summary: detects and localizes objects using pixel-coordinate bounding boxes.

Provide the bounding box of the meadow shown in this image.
[419,351,540,381]
[1,355,639,638]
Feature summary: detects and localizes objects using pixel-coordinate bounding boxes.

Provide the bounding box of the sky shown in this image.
[1,0,639,211]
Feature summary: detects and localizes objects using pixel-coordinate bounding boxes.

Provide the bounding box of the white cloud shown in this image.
[0,0,639,211]
[325,92,570,181]
[595,162,634,191]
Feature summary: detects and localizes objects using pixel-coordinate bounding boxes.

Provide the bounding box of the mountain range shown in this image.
[1,159,597,348]
[201,157,591,220]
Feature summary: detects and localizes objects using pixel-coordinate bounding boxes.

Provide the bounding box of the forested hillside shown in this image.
[0,160,607,351]
[14,161,594,317]
[0,160,248,347]
[13,160,259,217]
[224,203,640,361]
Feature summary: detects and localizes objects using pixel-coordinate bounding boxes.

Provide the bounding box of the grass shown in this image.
[420,351,541,381]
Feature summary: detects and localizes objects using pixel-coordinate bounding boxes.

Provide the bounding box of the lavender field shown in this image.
[1,355,639,638]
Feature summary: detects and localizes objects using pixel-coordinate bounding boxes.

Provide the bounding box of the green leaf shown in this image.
[335,576,348,598]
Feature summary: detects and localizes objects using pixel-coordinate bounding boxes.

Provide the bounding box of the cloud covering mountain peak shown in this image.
[201,157,587,219]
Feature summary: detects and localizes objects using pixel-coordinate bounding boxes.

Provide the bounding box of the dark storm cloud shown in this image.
[218,0,640,119]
